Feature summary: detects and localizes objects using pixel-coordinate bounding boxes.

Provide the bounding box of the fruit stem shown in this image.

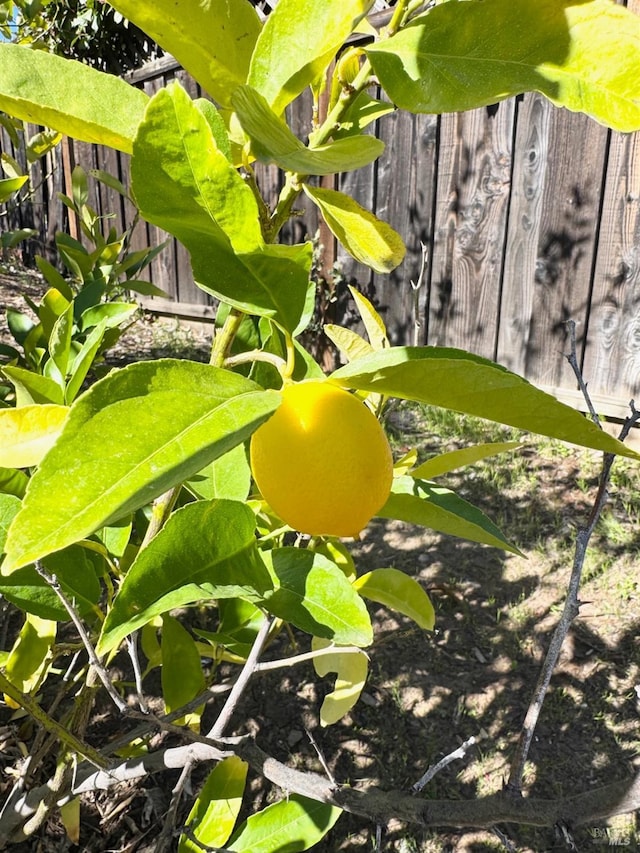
[210,308,245,367]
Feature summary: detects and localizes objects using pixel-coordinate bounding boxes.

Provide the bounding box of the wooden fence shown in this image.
[2,25,640,419]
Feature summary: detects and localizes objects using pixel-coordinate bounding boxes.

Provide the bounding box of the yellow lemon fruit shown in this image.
[250,380,393,538]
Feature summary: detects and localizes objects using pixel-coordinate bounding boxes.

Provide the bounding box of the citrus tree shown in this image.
[0,0,640,849]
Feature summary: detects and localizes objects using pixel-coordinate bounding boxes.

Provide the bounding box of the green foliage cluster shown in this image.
[0,0,639,847]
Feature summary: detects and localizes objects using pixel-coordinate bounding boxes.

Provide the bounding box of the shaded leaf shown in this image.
[186,444,251,502]
[330,346,640,459]
[161,615,206,727]
[3,360,279,572]
[3,614,56,707]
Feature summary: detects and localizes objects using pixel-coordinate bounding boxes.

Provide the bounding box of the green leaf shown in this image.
[304,184,404,273]
[0,494,20,553]
[311,638,369,727]
[248,0,373,114]
[1,365,64,405]
[3,613,56,706]
[80,303,137,332]
[367,0,640,133]
[36,256,74,299]
[186,444,251,502]
[323,325,374,364]
[333,90,395,138]
[330,347,640,460]
[261,548,372,646]
[228,794,342,853]
[64,321,109,403]
[195,98,232,161]
[0,545,102,622]
[413,442,522,480]
[26,128,62,163]
[132,83,312,332]
[179,756,248,853]
[49,301,74,378]
[0,175,27,203]
[161,614,206,726]
[109,0,261,108]
[3,360,280,572]
[380,476,521,554]
[0,44,148,153]
[232,86,384,176]
[0,404,68,469]
[0,468,28,499]
[97,500,272,655]
[353,568,435,630]
[349,285,388,350]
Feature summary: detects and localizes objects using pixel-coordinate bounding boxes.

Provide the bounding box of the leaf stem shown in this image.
[210,308,245,367]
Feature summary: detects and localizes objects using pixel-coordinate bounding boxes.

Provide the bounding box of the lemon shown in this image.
[250,380,393,538]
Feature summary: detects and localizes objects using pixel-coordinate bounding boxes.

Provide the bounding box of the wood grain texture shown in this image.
[428,102,514,359]
[373,109,438,346]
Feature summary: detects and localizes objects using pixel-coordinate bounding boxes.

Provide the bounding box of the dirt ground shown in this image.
[1,269,639,852]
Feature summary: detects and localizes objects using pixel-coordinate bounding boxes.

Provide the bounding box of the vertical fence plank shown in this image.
[428,101,515,359]
[372,109,438,346]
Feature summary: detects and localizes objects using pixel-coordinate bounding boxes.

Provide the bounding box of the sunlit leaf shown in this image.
[248,0,373,114]
[2,613,56,708]
[0,175,27,203]
[0,44,147,152]
[179,757,248,853]
[132,83,312,332]
[380,475,521,554]
[413,442,522,479]
[323,325,374,363]
[312,638,368,726]
[97,500,271,655]
[0,404,68,468]
[228,794,342,852]
[3,360,279,572]
[354,568,435,630]
[1,365,64,406]
[330,347,640,459]
[304,185,405,273]
[233,86,385,175]
[348,285,388,350]
[109,0,261,108]
[367,0,640,132]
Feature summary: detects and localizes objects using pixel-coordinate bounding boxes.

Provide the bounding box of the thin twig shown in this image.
[34,562,128,714]
[410,241,428,347]
[206,614,273,740]
[125,632,148,713]
[156,762,193,853]
[506,328,640,796]
[412,734,479,793]
[306,728,337,787]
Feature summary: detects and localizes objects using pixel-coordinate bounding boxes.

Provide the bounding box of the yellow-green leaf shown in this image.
[161,615,206,729]
[348,284,388,350]
[0,404,68,469]
[312,638,369,726]
[323,324,374,363]
[353,568,435,630]
[0,44,147,153]
[3,613,56,708]
[179,757,248,853]
[413,442,522,480]
[304,184,405,273]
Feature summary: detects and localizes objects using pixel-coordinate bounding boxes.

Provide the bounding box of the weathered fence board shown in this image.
[2,47,640,418]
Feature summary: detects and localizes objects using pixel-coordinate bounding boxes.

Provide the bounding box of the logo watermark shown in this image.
[588,827,638,848]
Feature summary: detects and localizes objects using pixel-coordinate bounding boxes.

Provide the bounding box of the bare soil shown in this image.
[1,269,639,852]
